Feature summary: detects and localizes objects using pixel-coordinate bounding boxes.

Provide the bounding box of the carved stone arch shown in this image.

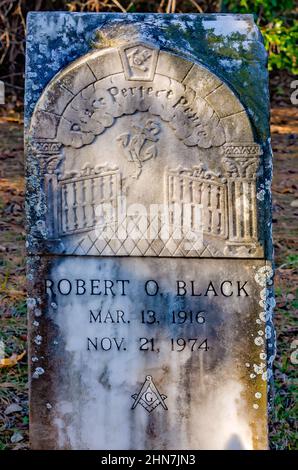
[29,40,263,258]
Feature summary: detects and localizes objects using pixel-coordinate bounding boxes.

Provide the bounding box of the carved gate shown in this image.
[166,166,228,239]
[59,169,120,236]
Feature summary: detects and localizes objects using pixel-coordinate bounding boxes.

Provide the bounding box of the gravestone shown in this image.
[25,12,275,450]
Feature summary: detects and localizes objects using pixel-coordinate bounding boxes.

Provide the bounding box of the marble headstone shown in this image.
[25,12,275,450]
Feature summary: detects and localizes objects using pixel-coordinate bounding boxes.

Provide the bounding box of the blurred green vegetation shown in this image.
[223,0,298,73]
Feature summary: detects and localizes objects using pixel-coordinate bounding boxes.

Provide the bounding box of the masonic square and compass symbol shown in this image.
[131,375,168,413]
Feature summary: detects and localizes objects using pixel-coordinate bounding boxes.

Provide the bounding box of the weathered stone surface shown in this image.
[25,12,274,451]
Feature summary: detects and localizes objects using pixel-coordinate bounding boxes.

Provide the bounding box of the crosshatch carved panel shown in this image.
[28,40,263,258]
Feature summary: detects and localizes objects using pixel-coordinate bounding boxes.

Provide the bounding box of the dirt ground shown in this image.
[0,101,297,449]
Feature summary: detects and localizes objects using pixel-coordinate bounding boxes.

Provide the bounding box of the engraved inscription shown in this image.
[57,77,226,149]
[120,43,158,81]
[128,48,152,72]
[34,256,269,450]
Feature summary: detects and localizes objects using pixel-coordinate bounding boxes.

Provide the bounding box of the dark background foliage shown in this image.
[0,0,297,113]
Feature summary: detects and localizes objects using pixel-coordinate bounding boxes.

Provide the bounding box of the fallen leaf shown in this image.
[0,351,26,368]
[0,382,18,388]
[4,403,23,415]
[10,432,23,444]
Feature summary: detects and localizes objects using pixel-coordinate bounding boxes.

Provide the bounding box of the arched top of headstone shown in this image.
[29,36,256,148]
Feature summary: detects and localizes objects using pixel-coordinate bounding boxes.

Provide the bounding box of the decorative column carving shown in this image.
[222,143,263,256]
[31,141,63,239]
